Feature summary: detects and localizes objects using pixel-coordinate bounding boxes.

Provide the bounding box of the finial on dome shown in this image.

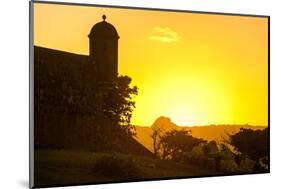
[102,14,106,21]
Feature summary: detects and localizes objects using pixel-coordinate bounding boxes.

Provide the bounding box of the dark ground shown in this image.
[34,149,219,187]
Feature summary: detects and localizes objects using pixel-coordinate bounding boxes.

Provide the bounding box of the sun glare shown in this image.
[34,4,268,127]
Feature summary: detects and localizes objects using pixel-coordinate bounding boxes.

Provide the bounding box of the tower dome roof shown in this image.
[89,15,119,38]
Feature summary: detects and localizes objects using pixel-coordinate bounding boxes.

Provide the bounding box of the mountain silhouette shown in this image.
[135,116,266,152]
[151,116,178,131]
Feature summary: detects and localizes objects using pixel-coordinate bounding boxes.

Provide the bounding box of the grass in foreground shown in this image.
[34,149,218,187]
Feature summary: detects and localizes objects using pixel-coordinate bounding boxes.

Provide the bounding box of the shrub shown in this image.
[228,128,268,161]
[92,154,141,179]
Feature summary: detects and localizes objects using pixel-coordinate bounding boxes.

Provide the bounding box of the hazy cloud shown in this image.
[148,26,180,43]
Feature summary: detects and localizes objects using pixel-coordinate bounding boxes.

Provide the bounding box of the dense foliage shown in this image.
[152,129,206,160]
[35,73,139,151]
[229,128,269,161]
[102,75,138,136]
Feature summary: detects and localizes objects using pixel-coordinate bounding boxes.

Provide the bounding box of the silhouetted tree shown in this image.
[159,129,206,160]
[151,128,164,157]
[102,75,138,136]
[228,128,269,161]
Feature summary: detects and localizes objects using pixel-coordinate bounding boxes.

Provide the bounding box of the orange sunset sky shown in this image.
[33,2,268,127]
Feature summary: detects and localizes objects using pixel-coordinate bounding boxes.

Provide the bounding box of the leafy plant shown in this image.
[92,154,141,178]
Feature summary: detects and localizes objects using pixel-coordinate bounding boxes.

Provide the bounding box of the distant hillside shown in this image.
[134,116,266,152]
